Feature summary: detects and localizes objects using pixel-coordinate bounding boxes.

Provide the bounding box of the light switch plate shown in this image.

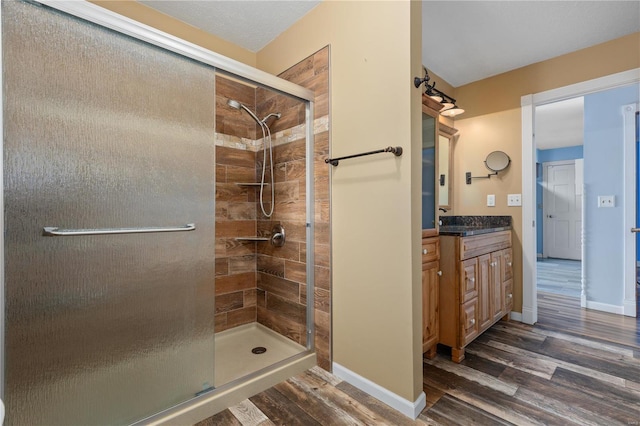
[487,194,495,207]
[597,195,615,208]
[507,193,522,206]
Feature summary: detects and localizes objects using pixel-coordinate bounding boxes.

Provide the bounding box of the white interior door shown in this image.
[543,161,582,260]
[623,103,638,317]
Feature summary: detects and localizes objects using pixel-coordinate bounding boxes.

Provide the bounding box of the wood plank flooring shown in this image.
[197,292,640,425]
[537,258,582,297]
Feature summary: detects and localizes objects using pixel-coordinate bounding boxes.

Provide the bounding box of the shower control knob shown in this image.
[270,224,286,247]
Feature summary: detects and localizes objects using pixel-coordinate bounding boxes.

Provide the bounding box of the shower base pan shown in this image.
[214,322,306,387]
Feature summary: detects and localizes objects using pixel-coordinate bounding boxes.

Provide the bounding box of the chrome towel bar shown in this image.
[43,223,196,236]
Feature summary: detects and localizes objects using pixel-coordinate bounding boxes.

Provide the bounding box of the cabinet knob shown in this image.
[423,249,428,255]
[469,277,475,282]
[507,293,513,299]
[470,318,476,325]
[437,271,442,276]
[507,262,512,267]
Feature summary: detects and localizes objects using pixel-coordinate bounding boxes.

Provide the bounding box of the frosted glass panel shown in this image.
[3,1,216,424]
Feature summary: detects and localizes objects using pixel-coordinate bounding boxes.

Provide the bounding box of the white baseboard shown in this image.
[623,299,637,317]
[509,311,523,322]
[332,363,426,420]
[585,300,624,315]
[521,306,536,325]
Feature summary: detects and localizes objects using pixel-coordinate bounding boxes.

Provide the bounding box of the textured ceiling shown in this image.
[535,97,584,150]
[141,1,640,88]
[140,0,321,52]
[423,1,640,87]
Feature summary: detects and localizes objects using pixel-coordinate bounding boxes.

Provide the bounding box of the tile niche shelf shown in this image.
[235,182,270,187]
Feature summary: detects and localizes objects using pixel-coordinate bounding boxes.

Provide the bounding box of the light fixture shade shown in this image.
[429,95,443,103]
[440,101,455,111]
[441,105,465,117]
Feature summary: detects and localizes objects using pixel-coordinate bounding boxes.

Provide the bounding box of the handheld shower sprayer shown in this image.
[226,99,280,218]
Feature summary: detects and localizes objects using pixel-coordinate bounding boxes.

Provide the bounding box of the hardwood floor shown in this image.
[537,258,581,297]
[197,292,640,425]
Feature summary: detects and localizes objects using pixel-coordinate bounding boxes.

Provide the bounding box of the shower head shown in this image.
[227,99,241,110]
[261,112,282,124]
[227,99,261,125]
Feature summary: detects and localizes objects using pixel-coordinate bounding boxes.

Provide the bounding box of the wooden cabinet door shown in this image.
[422,262,439,356]
[477,254,492,330]
[460,258,478,303]
[490,250,504,321]
[504,279,514,312]
[460,298,479,346]
[502,248,513,282]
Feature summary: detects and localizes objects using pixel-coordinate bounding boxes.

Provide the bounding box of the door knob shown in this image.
[632,228,640,233]
[547,215,554,218]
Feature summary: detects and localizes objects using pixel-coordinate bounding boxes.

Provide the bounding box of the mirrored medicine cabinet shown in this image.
[421,96,457,232]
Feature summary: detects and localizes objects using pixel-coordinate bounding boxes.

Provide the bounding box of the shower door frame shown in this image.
[0,0,316,420]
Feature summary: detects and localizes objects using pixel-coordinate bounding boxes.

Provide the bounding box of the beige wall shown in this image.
[449,33,640,313]
[90,1,256,66]
[258,1,424,402]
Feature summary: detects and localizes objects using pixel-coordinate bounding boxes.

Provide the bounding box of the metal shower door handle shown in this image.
[631,228,640,233]
[43,223,196,236]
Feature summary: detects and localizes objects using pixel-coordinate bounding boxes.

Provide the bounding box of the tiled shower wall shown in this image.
[214,46,331,371]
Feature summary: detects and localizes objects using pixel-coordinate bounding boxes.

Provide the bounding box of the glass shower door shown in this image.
[3,1,216,424]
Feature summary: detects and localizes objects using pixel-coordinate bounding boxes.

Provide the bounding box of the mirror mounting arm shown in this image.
[465,171,499,184]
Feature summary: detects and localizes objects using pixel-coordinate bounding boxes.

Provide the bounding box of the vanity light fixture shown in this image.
[414,66,464,117]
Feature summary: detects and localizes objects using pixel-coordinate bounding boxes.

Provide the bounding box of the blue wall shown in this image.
[583,84,639,306]
[536,146,584,254]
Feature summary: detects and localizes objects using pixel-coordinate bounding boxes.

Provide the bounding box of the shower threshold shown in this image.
[214,322,305,387]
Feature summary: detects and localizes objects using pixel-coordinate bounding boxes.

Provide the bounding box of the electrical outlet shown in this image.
[487,194,495,207]
[507,193,522,206]
[597,195,615,208]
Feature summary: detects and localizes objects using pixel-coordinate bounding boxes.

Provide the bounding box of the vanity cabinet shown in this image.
[439,230,512,362]
[422,234,440,359]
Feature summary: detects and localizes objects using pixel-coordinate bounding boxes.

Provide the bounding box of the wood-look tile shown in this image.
[499,367,637,425]
[226,306,256,329]
[274,140,306,164]
[216,221,255,238]
[284,260,306,283]
[216,183,250,203]
[458,351,507,378]
[315,200,329,222]
[215,258,229,276]
[465,341,557,379]
[215,272,255,295]
[228,255,256,275]
[257,307,304,344]
[216,76,256,107]
[314,266,330,291]
[271,380,355,426]
[314,175,329,200]
[257,239,300,262]
[217,146,256,168]
[265,293,306,324]
[423,363,570,425]
[314,288,330,314]
[249,387,322,426]
[314,131,329,156]
[225,238,256,257]
[257,273,300,302]
[227,202,256,221]
[334,380,427,426]
[216,165,227,184]
[425,394,513,426]
[285,159,306,181]
[313,242,330,268]
[226,166,259,184]
[227,400,273,426]
[215,201,229,220]
[278,57,315,86]
[257,255,285,278]
[194,408,242,426]
[215,292,244,314]
[243,289,257,307]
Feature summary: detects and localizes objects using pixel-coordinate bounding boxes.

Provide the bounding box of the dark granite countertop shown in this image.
[438,215,512,236]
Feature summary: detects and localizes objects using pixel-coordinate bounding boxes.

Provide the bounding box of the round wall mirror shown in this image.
[484,151,511,172]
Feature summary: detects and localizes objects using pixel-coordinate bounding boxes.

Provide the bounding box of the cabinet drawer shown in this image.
[460,298,479,346]
[460,231,511,260]
[422,238,440,264]
[460,258,478,303]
